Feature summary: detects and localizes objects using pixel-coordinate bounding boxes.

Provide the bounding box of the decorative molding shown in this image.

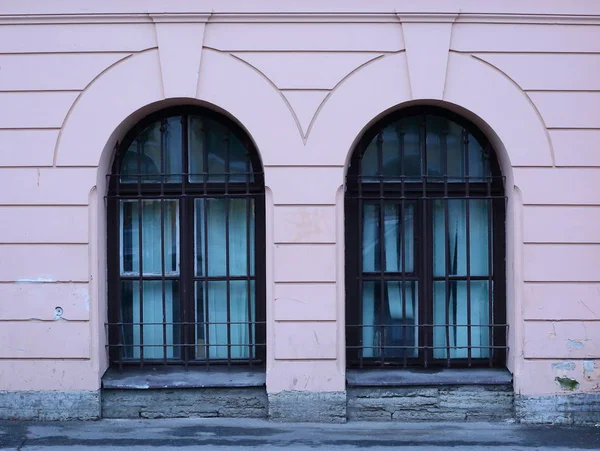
[402,21,454,99]
[397,13,459,24]
[0,14,155,25]
[150,13,211,24]
[1,12,600,26]
[154,20,207,98]
[208,13,400,24]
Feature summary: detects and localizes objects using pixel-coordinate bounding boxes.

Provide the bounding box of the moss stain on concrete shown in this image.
[555,376,580,391]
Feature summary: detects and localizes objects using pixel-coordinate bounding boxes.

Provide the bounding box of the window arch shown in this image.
[107,106,265,367]
[345,106,506,369]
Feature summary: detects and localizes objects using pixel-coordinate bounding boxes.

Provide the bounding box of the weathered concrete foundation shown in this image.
[347,385,514,421]
[102,387,268,419]
[268,391,347,423]
[0,390,100,420]
[516,393,600,424]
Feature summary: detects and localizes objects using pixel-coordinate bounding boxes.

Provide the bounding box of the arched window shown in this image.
[345,107,506,369]
[107,107,265,367]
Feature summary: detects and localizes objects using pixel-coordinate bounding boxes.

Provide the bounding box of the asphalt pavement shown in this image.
[1,418,600,450]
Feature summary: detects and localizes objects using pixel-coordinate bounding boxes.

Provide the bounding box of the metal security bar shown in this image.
[345,107,507,369]
[106,107,266,369]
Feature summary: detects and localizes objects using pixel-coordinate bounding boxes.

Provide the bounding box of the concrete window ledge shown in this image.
[346,368,513,387]
[102,366,266,390]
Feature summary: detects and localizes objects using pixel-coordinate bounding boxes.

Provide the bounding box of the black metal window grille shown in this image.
[345,107,507,369]
[107,106,266,368]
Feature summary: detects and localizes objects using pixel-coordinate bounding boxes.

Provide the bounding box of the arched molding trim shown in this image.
[308,51,552,172]
[55,48,303,175]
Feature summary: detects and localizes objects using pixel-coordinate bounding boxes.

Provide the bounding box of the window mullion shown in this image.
[160,119,168,365]
[180,114,192,366]
[420,116,432,368]
[376,132,386,366]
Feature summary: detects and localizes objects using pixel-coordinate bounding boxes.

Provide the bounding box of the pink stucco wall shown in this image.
[1,0,600,399]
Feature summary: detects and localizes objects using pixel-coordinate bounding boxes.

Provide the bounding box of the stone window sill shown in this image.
[346,368,513,387]
[102,366,266,390]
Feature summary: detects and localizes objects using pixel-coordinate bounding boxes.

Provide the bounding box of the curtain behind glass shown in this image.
[119,200,180,359]
[433,199,490,359]
[362,202,417,358]
[195,198,255,360]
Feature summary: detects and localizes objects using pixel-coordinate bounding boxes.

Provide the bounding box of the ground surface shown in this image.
[1,418,600,450]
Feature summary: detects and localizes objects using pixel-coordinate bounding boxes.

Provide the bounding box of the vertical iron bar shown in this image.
[442,131,451,368]
[377,132,385,366]
[397,127,408,369]
[420,116,429,368]
[487,171,494,366]
[113,141,125,371]
[245,144,253,364]
[181,115,189,368]
[357,158,364,369]
[464,129,472,367]
[136,138,144,367]
[202,120,211,366]
[160,119,168,365]
[225,132,232,366]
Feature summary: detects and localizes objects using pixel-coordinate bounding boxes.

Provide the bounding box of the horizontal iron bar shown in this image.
[106,321,266,326]
[346,324,508,327]
[346,345,509,350]
[107,343,266,348]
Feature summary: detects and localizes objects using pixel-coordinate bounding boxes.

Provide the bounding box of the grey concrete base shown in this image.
[516,393,600,424]
[4,418,600,449]
[268,391,347,423]
[0,390,100,420]
[102,388,267,419]
[102,366,266,389]
[348,385,514,421]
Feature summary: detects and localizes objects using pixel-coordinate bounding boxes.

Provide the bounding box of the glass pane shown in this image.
[433,199,490,278]
[397,116,423,178]
[120,117,182,183]
[433,199,467,277]
[381,128,401,177]
[360,140,379,179]
[362,204,379,272]
[361,281,418,358]
[433,280,490,359]
[469,199,491,277]
[195,198,255,277]
[468,137,490,180]
[363,202,415,273]
[196,280,255,360]
[445,121,467,180]
[426,116,445,178]
[188,116,252,183]
[360,117,422,179]
[120,280,181,360]
[424,116,490,180]
[120,200,179,276]
[383,202,415,272]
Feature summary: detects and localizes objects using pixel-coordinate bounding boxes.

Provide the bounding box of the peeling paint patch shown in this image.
[83,292,90,312]
[567,339,584,350]
[584,360,595,374]
[551,362,576,371]
[16,278,56,283]
[555,376,580,391]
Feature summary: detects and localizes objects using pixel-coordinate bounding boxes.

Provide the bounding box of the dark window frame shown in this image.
[107,106,266,369]
[345,106,507,369]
